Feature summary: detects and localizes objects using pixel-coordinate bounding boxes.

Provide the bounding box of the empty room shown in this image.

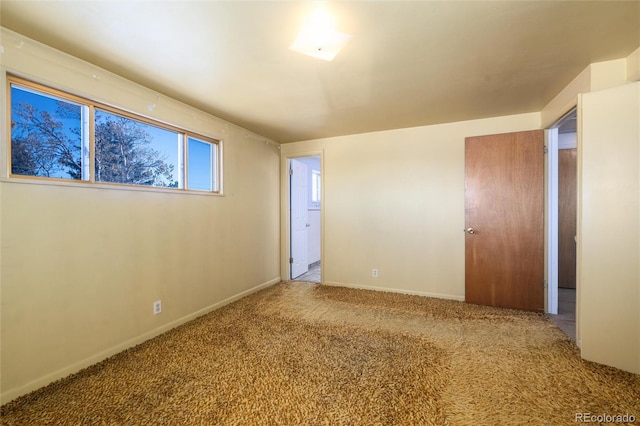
[1,1,639,424]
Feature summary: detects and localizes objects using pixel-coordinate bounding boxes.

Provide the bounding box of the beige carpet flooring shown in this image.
[2,281,639,425]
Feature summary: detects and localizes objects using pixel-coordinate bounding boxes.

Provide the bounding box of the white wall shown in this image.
[0,28,281,403]
[281,113,541,299]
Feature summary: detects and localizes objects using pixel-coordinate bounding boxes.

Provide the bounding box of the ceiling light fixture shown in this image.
[289,6,352,61]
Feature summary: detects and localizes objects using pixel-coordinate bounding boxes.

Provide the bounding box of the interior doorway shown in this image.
[547,108,577,340]
[289,155,321,283]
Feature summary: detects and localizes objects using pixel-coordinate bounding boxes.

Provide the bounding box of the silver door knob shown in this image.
[466,228,475,234]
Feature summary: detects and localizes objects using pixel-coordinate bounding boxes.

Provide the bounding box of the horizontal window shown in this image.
[7,76,220,193]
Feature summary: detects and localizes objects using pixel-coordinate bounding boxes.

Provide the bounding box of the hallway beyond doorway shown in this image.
[548,288,576,341]
[294,261,320,283]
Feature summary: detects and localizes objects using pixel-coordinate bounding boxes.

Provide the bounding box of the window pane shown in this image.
[312,170,321,202]
[10,85,85,180]
[187,137,214,191]
[94,109,180,188]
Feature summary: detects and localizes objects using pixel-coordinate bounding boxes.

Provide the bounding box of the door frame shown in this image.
[546,127,559,314]
[280,150,324,283]
[546,107,577,314]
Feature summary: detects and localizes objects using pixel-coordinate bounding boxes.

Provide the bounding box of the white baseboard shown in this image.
[1,277,281,405]
[323,281,465,302]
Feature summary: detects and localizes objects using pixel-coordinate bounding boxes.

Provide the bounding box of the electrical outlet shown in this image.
[372,269,378,278]
[153,300,162,315]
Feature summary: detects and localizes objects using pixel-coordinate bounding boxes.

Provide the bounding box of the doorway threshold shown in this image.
[294,262,321,283]
[547,288,576,341]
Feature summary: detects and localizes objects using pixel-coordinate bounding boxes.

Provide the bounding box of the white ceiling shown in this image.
[1,1,638,143]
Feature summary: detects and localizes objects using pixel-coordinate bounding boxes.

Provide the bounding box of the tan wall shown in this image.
[628,47,640,82]
[578,82,640,374]
[589,59,628,92]
[540,58,630,129]
[0,28,281,403]
[281,113,541,299]
[541,66,591,129]
[540,53,640,374]
[282,54,640,376]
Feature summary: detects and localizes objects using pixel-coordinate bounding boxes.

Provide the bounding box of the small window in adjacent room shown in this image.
[10,84,89,180]
[187,136,218,192]
[311,169,321,203]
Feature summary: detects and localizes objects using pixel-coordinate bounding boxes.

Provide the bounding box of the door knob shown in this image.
[466,228,475,234]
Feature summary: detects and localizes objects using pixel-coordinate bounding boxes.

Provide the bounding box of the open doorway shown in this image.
[289,156,321,283]
[547,109,577,340]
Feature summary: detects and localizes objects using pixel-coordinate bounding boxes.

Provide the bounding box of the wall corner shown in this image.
[589,58,628,92]
[540,67,591,128]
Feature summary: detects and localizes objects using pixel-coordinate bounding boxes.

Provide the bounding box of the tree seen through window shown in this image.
[9,79,219,192]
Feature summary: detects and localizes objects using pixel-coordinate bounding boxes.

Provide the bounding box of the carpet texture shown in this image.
[2,282,639,425]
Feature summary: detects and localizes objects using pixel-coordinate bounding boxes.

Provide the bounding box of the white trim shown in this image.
[547,128,559,315]
[323,281,465,302]
[0,277,281,405]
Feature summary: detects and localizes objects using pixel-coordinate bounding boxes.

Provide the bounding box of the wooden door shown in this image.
[465,130,544,312]
[558,148,577,288]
